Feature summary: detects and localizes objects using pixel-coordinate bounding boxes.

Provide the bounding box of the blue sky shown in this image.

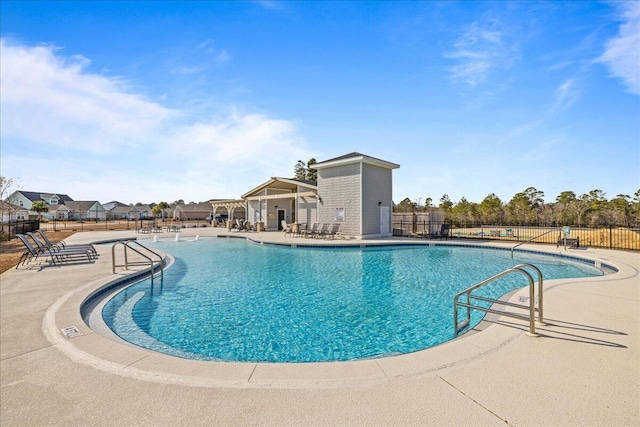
[1,1,638,205]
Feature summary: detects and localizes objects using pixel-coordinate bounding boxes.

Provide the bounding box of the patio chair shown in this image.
[327,223,340,239]
[296,223,307,237]
[281,220,293,236]
[26,232,97,260]
[35,230,96,255]
[316,223,330,239]
[302,223,319,238]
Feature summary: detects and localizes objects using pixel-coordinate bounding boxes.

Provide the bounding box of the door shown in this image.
[380,206,390,236]
[277,209,286,230]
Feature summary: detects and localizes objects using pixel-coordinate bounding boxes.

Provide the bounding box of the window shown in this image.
[335,208,345,221]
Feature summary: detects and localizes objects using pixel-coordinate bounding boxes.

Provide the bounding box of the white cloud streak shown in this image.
[554,78,579,111]
[446,20,518,87]
[0,39,311,203]
[599,2,640,95]
[1,40,176,153]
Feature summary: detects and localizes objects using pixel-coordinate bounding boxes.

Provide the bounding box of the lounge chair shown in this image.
[428,223,450,239]
[26,232,97,260]
[15,234,95,268]
[35,230,97,255]
[296,223,307,237]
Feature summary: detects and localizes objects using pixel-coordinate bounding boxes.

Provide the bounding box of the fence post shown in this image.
[609,225,613,249]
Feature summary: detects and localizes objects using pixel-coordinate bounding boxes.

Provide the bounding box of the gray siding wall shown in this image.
[317,163,361,236]
[7,193,32,210]
[362,164,393,236]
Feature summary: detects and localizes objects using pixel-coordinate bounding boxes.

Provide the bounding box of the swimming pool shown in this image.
[100,238,603,362]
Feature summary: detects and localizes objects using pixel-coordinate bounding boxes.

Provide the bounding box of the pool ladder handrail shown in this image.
[112,240,165,286]
[510,228,560,258]
[453,263,544,337]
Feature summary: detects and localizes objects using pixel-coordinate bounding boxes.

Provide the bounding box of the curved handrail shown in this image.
[111,240,164,286]
[454,266,540,337]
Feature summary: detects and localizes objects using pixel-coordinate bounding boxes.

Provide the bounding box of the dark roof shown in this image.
[18,191,74,203]
[312,152,400,169]
[317,152,366,164]
[64,201,102,212]
[105,201,128,207]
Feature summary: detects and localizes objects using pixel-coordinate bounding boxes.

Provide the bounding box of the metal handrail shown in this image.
[510,228,559,258]
[112,240,164,286]
[513,263,544,324]
[453,264,544,337]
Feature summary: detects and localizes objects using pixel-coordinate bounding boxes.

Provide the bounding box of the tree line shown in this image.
[394,187,640,228]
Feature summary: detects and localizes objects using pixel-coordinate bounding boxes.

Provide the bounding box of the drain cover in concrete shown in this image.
[61,326,82,339]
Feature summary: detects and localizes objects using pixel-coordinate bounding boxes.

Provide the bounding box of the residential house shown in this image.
[49,204,70,220]
[0,201,30,222]
[5,191,74,219]
[172,202,214,221]
[65,201,107,221]
[102,201,125,212]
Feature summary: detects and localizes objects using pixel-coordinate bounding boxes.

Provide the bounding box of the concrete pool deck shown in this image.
[1,228,638,426]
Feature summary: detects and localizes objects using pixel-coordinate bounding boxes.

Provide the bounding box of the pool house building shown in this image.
[213,152,399,239]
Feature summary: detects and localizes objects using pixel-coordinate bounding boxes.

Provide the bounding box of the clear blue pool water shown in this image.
[102,238,603,362]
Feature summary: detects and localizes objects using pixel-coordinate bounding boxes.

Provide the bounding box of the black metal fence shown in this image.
[1,219,41,241]
[391,219,640,252]
[38,218,213,232]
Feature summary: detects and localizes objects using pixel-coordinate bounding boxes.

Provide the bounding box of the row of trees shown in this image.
[395,187,640,228]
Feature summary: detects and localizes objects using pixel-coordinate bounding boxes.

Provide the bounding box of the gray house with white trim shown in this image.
[5,191,74,220]
[311,152,399,239]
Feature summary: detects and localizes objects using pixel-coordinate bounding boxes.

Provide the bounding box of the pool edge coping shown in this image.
[44,238,634,389]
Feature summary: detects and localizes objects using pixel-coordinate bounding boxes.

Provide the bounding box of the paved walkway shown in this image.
[1,228,638,426]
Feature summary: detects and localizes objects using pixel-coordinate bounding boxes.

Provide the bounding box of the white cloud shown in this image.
[446,20,518,87]
[554,78,579,111]
[0,39,312,203]
[599,2,640,95]
[198,39,231,64]
[0,40,177,153]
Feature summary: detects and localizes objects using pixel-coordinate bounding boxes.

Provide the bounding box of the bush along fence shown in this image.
[391,216,639,252]
[1,219,41,241]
